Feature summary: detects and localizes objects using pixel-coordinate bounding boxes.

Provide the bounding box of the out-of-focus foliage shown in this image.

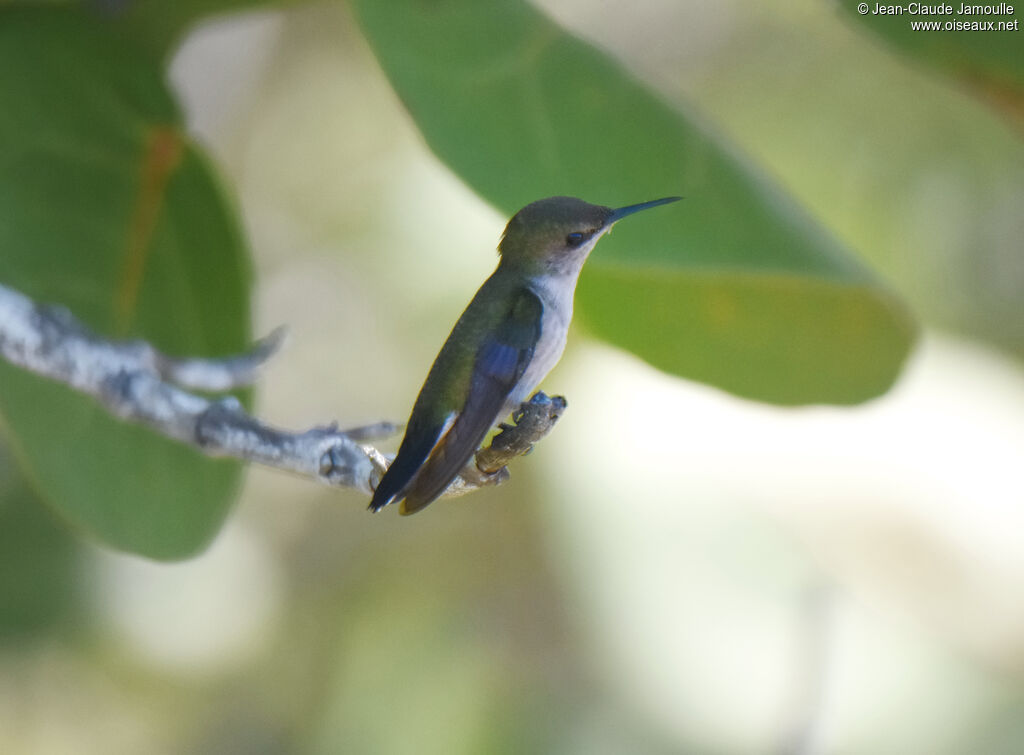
[646,3,1024,364]
[97,0,298,60]
[0,447,80,640]
[353,0,917,405]
[0,8,251,559]
[836,0,1024,128]
[0,0,294,60]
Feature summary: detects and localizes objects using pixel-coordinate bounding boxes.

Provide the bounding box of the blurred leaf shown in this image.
[835,1,1024,129]
[657,9,1023,363]
[0,444,81,640]
[0,8,251,559]
[353,0,916,405]
[88,0,296,60]
[1,1,296,60]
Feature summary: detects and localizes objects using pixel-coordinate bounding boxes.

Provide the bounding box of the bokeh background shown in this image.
[1,1,1023,753]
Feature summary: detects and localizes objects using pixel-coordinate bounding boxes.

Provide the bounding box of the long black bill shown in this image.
[607,196,682,224]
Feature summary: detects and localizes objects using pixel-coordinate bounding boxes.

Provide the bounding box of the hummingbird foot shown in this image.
[365,390,568,510]
[474,391,566,475]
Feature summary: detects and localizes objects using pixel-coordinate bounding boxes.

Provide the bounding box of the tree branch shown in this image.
[0,282,565,505]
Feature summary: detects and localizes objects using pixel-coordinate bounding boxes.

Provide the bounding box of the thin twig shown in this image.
[0,282,564,504]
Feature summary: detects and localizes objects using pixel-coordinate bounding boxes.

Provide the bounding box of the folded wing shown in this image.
[399,287,542,514]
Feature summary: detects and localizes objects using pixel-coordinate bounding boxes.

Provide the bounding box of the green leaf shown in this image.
[0,0,296,61]
[0,8,251,559]
[94,0,298,61]
[0,444,81,640]
[835,1,1024,95]
[352,0,916,405]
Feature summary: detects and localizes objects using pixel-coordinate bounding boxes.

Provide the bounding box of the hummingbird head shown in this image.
[498,195,680,275]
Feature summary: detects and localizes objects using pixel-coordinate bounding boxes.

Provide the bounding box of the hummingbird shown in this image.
[369,195,680,515]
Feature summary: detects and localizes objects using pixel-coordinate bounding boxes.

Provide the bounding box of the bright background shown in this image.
[2,1,1023,753]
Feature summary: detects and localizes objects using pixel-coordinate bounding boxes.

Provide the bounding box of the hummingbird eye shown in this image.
[565,232,586,248]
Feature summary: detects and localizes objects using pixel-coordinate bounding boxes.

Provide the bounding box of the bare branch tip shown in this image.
[0,282,568,506]
[344,421,403,442]
[255,325,288,356]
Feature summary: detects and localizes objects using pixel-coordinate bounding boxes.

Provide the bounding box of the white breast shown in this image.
[503,271,577,413]
[498,230,605,418]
